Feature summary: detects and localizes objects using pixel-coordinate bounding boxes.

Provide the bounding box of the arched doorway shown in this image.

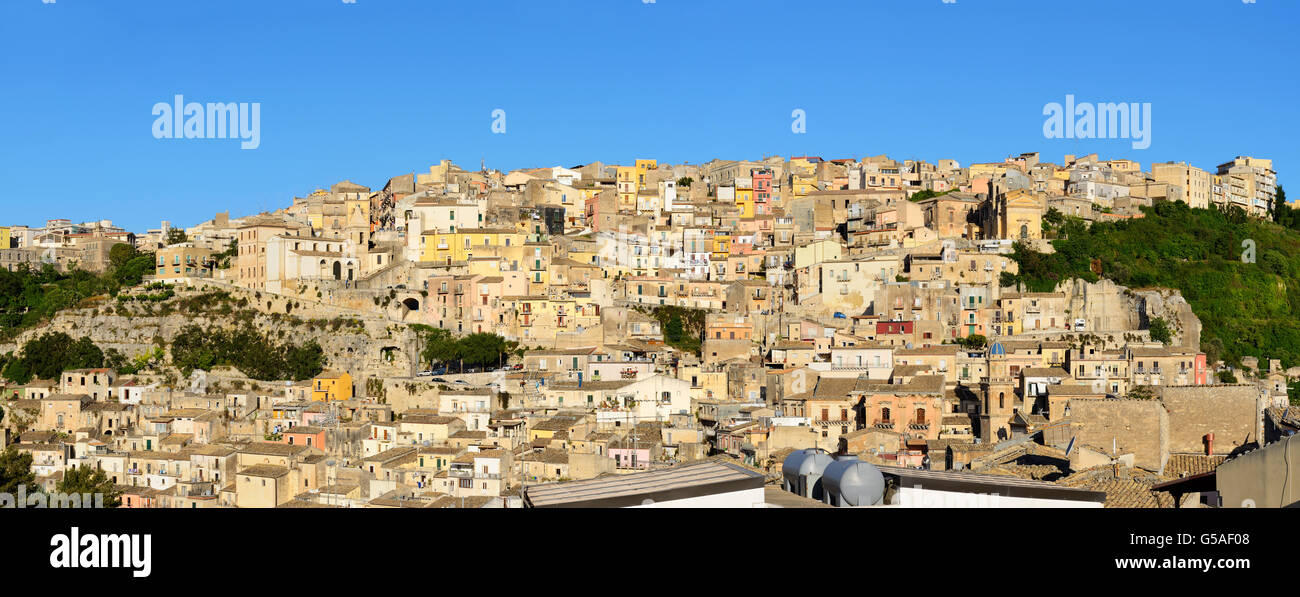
[332,261,342,280]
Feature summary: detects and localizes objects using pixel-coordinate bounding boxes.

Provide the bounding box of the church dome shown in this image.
[989,341,1006,356]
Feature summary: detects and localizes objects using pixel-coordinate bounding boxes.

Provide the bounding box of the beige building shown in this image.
[1151,162,1211,209]
[236,217,307,290]
[235,464,295,508]
[1216,156,1276,217]
[155,244,214,281]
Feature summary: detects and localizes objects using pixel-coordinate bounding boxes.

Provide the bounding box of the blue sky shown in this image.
[0,0,1295,231]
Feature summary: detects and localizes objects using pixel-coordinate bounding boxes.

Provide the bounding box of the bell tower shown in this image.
[979,340,1015,444]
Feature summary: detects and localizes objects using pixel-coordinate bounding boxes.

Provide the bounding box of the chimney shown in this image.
[1205,432,1214,456]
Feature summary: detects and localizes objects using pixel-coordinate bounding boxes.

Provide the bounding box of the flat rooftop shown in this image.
[523,460,764,508]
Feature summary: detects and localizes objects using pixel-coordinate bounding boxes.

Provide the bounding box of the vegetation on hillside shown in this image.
[170,324,325,381]
[636,305,705,355]
[1,332,106,384]
[1002,198,1300,367]
[418,326,519,372]
[0,245,153,341]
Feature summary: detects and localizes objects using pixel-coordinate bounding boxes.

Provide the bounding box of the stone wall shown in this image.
[1066,399,1169,471]
[1159,385,1260,455]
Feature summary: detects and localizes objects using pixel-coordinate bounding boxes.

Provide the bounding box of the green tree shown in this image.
[958,334,988,349]
[1148,317,1172,345]
[3,358,31,384]
[6,332,104,383]
[459,333,508,369]
[0,447,36,496]
[284,340,326,381]
[56,465,122,508]
[109,243,140,269]
[165,228,188,245]
[420,328,461,369]
[170,324,324,381]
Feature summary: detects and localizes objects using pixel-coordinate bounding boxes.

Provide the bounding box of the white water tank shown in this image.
[781,448,834,500]
[822,455,886,507]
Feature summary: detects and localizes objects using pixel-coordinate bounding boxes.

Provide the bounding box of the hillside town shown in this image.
[0,152,1293,508]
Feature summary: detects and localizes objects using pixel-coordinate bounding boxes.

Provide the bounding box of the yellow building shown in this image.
[735,187,755,219]
[155,244,214,280]
[711,234,732,262]
[615,160,658,211]
[312,371,353,402]
[789,172,817,202]
[419,228,524,264]
[968,163,1011,181]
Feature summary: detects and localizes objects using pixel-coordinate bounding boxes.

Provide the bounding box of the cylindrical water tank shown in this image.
[781,448,834,496]
[822,455,886,507]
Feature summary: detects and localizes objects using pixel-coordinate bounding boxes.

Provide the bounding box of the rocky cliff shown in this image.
[0,284,424,391]
[1059,278,1201,350]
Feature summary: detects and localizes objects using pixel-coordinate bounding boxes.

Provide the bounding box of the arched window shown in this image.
[881,407,891,423]
[998,392,1005,410]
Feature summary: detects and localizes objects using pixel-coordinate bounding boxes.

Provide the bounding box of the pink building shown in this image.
[281,426,327,450]
[752,169,773,214]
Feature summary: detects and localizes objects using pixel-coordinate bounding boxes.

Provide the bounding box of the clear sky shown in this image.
[0,0,1295,231]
